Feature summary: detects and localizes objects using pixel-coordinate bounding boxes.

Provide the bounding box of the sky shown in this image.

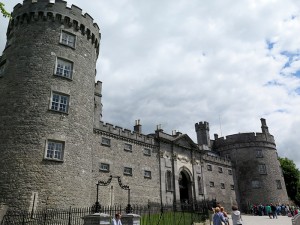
[1,0,300,168]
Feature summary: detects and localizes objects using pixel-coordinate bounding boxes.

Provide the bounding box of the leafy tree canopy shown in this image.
[279,157,300,205]
[0,2,11,18]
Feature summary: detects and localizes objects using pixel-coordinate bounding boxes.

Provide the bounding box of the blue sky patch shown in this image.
[280,51,300,69]
[266,40,275,50]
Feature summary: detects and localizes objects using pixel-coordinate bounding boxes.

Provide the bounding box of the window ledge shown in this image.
[43,158,64,163]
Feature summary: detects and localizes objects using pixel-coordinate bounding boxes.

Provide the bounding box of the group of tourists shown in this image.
[213,204,243,225]
[249,203,299,218]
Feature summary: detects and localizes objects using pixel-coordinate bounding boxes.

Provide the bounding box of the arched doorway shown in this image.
[178,170,192,204]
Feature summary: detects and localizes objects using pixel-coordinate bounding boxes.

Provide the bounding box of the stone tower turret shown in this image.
[0,0,100,210]
[260,118,269,134]
[195,121,211,148]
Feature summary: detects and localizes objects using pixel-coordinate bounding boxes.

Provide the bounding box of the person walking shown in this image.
[111,213,122,225]
[220,207,230,225]
[213,207,227,225]
[231,205,243,225]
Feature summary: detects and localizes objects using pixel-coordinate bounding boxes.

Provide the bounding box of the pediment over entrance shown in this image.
[173,134,198,149]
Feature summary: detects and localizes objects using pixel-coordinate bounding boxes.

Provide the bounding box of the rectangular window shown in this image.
[218,167,223,173]
[276,180,282,189]
[144,170,151,179]
[256,149,263,158]
[50,92,69,113]
[221,183,225,189]
[99,163,110,172]
[231,185,235,190]
[209,181,214,187]
[252,180,261,189]
[45,140,64,161]
[228,169,232,175]
[55,58,73,79]
[101,137,111,146]
[60,31,76,48]
[144,148,151,156]
[124,167,132,176]
[124,143,132,152]
[207,165,212,171]
[258,164,267,174]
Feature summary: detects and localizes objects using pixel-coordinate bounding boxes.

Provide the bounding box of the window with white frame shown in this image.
[228,169,232,175]
[124,143,132,152]
[50,92,69,113]
[207,164,212,171]
[166,170,173,191]
[251,180,261,189]
[256,149,263,158]
[45,140,64,160]
[230,185,235,190]
[144,148,151,156]
[221,183,225,189]
[209,181,215,187]
[99,163,110,172]
[55,58,73,79]
[258,164,267,174]
[124,167,132,176]
[60,31,76,48]
[276,180,282,189]
[101,137,111,146]
[144,170,151,179]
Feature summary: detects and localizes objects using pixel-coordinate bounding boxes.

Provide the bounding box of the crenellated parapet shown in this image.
[213,132,276,150]
[7,0,100,54]
[202,153,232,166]
[94,121,156,147]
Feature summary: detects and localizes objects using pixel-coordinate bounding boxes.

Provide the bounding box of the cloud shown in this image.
[1,0,300,169]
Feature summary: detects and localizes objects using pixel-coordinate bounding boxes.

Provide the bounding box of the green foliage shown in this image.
[0,2,11,18]
[279,157,300,205]
[140,211,207,225]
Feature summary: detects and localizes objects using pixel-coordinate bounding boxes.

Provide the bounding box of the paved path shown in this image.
[231,214,293,225]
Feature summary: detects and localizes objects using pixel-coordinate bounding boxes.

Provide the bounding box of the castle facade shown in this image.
[0,0,288,212]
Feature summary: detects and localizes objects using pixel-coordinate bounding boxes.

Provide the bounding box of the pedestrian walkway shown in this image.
[235,214,292,225]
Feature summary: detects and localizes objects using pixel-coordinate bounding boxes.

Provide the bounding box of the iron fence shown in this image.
[1,200,211,225]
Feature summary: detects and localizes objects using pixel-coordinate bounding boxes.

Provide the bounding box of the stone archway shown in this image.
[178,169,193,204]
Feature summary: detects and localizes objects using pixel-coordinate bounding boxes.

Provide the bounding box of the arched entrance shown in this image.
[178,170,192,204]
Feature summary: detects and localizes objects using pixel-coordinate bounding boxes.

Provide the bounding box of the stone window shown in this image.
[230,185,235,190]
[101,137,111,146]
[221,183,225,189]
[251,180,261,189]
[99,163,109,172]
[166,170,173,191]
[45,140,64,161]
[144,148,151,156]
[258,164,267,174]
[50,92,69,113]
[209,181,215,187]
[124,167,132,176]
[256,149,263,158]
[218,167,223,173]
[198,176,203,195]
[55,58,73,79]
[276,180,282,189]
[144,170,151,179]
[207,164,212,171]
[60,31,76,48]
[228,169,232,175]
[124,143,132,152]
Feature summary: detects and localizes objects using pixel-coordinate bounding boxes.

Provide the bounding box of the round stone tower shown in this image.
[213,118,288,211]
[0,0,100,210]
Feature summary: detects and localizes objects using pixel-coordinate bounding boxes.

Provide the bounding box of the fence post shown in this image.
[22,213,25,225]
[43,208,47,225]
[68,206,72,225]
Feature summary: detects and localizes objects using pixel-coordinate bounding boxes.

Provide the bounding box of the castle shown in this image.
[0,0,288,212]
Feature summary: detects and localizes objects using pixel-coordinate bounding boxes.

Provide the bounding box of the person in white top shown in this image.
[111,213,122,225]
[231,205,242,225]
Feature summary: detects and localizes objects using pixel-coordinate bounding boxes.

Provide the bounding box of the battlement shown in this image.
[94,121,155,146]
[202,153,232,166]
[195,121,209,131]
[214,132,275,148]
[7,0,100,53]
[94,81,102,97]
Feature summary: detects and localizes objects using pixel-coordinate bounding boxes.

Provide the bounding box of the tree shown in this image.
[279,157,300,205]
[0,2,11,18]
